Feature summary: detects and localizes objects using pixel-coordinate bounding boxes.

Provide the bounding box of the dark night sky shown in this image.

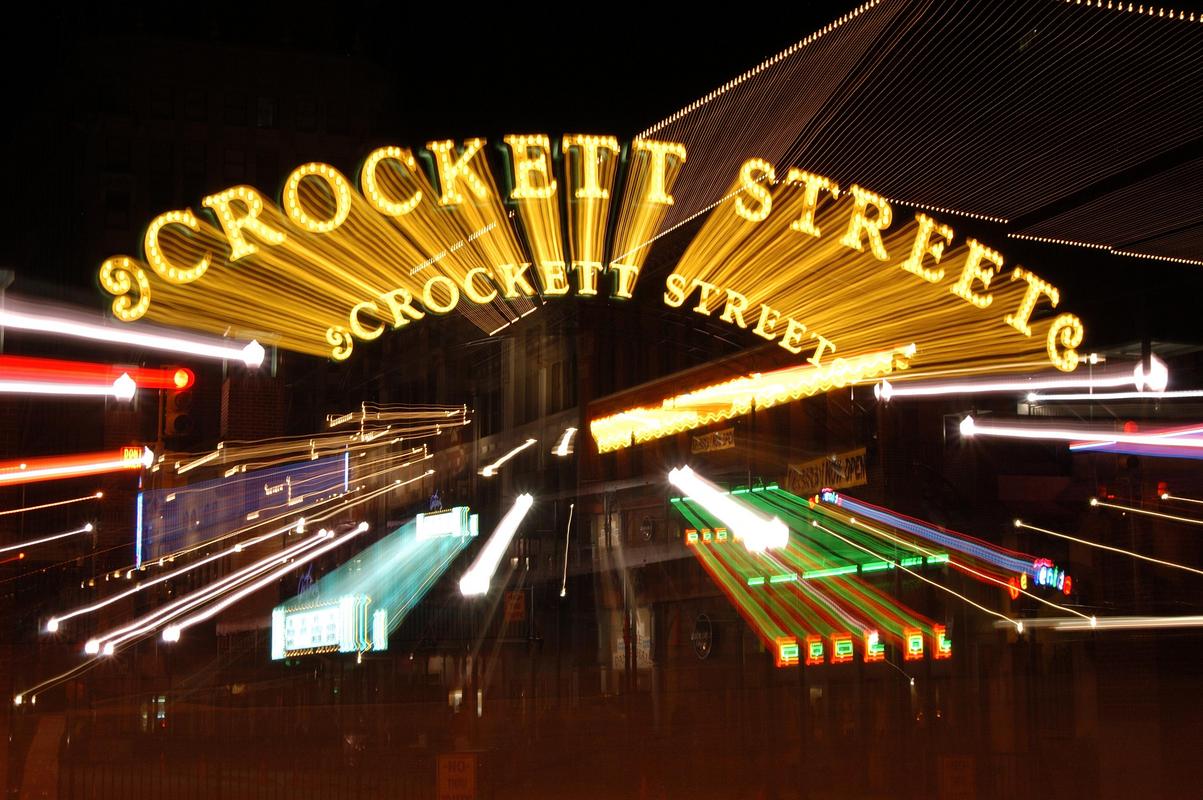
[0,1,1197,351]
[2,3,868,140]
[0,2,864,292]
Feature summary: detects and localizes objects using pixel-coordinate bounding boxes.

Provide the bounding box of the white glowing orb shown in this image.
[111,373,137,401]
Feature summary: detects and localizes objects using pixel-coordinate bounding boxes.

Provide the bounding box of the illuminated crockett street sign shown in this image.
[99,135,1085,375]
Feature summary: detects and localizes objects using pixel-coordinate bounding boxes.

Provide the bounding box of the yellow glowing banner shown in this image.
[590,344,916,453]
[99,138,1085,377]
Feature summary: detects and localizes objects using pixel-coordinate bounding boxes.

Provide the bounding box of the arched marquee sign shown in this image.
[99,134,1086,447]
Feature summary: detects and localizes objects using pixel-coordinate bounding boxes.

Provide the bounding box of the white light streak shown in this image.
[1091,498,1203,527]
[88,531,334,655]
[1015,519,1203,577]
[560,502,574,598]
[960,416,1203,450]
[0,304,264,367]
[993,615,1203,632]
[669,466,788,553]
[460,494,534,596]
[0,523,93,554]
[46,518,306,634]
[480,439,537,477]
[162,523,368,643]
[552,428,577,457]
[1028,389,1203,402]
[0,378,136,400]
[876,362,1164,402]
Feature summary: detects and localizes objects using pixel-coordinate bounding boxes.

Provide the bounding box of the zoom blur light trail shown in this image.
[45,518,306,634]
[875,356,1168,402]
[0,491,103,517]
[1091,497,1203,527]
[163,523,369,643]
[1029,389,1203,402]
[1015,519,1203,577]
[66,467,430,636]
[273,510,477,658]
[552,428,577,457]
[0,523,93,554]
[960,416,1203,451]
[460,494,534,596]
[99,459,430,584]
[820,491,1032,575]
[0,300,264,367]
[480,439,537,477]
[676,493,940,658]
[0,447,151,488]
[812,520,1025,634]
[0,356,194,401]
[88,529,338,655]
[737,490,940,647]
[668,466,788,553]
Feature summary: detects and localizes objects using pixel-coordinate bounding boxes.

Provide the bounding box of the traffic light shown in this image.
[164,388,193,439]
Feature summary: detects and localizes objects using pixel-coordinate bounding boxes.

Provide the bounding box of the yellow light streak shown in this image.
[1091,498,1203,527]
[591,343,914,453]
[671,169,1077,376]
[0,491,102,517]
[1163,493,1203,506]
[1015,519,1203,577]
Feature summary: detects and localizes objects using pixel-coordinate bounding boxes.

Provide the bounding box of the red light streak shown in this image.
[0,355,194,391]
[0,448,149,487]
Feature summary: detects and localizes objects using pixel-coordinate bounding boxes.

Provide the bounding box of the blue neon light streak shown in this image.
[828,494,1031,574]
[135,491,144,568]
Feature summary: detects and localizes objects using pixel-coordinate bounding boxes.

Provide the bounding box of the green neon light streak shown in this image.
[674,492,941,645]
[803,565,858,579]
[769,572,800,584]
[751,490,940,636]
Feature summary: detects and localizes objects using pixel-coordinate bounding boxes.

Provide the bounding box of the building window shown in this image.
[256,96,277,128]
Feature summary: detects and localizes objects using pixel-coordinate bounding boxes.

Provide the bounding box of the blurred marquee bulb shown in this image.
[668,465,788,552]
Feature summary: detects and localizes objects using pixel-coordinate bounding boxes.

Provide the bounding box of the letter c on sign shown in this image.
[350,301,384,340]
